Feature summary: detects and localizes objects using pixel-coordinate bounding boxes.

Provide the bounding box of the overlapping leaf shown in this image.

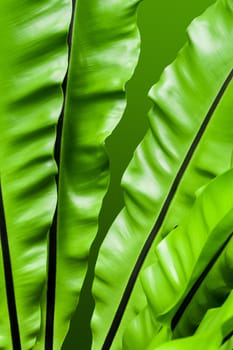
[123,169,233,348]
[122,307,162,350]
[92,0,233,348]
[141,168,233,325]
[149,291,233,350]
[174,235,233,337]
[221,336,233,350]
[0,0,71,348]
[49,0,143,349]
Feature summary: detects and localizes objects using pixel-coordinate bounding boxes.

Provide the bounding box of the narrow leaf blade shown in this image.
[53,0,143,348]
[0,0,71,348]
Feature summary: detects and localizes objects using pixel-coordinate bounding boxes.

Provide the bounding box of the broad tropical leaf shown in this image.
[122,306,162,350]
[0,0,143,348]
[92,0,233,348]
[0,0,71,349]
[141,169,233,324]
[123,169,233,348]
[148,291,233,350]
[174,234,233,337]
[33,0,142,349]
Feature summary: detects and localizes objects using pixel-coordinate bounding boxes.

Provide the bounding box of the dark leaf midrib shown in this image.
[171,232,233,331]
[0,184,21,350]
[45,1,76,349]
[222,330,233,345]
[102,69,233,349]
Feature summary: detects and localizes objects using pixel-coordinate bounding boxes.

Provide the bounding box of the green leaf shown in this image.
[92,0,233,348]
[141,168,233,326]
[174,234,233,337]
[123,169,233,348]
[221,336,233,350]
[39,0,142,349]
[0,0,71,348]
[122,306,163,350]
[149,291,233,350]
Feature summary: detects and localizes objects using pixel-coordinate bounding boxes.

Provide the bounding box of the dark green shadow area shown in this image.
[62,0,215,348]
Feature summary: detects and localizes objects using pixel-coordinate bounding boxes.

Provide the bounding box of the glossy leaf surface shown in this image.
[150,292,233,350]
[52,0,143,348]
[123,169,233,348]
[174,235,233,337]
[122,307,162,350]
[141,168,233,325]
[92,0,233,348]
[0,0,71,348]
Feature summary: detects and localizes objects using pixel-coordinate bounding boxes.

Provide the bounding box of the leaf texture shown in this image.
[151,292,233,350]
[174,235,233,337]
[50,0,143,348]
[123,169,233,349]
[122,306,162,350]
[92,0,233,348]
[141,168,233,326]
[0,0,71,349]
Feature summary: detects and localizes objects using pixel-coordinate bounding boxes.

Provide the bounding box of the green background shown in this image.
[62,0,215,348]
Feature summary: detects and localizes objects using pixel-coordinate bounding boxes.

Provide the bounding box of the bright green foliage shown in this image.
[221,336,233,350]
[122,307,162,350]
[0,0,143,348]
[0,1,71,348]
[141,168,233,324]
[0,0,233,349]
[147,292,233,350]
[174,235,233,337]
[123,168,233,348]
[92,0,233,348]
[34,0,142,349]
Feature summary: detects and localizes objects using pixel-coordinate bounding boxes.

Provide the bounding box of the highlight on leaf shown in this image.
[150,291,233,350]
[1,0,233,349]
[91,0,233,348]
[123,168,233,349]
[0,0,143,348]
